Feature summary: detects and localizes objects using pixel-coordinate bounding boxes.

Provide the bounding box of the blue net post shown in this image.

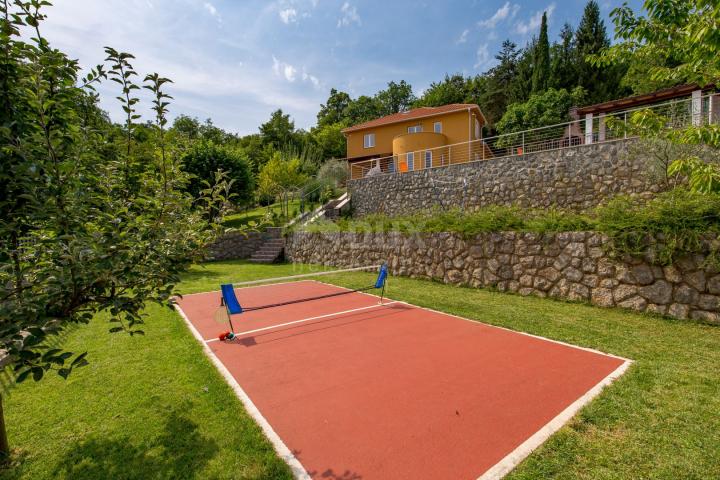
[375,263,388,304]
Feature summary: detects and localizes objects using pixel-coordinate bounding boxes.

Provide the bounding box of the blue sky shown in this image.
[38,0,641,135]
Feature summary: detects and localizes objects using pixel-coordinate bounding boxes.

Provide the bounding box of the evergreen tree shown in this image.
[509,39,536,105]
[531,12,550,94]
[481,40,520,127]
[550,23,577,90]
[575,0,626,103]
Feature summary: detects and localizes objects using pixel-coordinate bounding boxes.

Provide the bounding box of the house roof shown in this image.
[341,103,486,134]
[576,83,715,115]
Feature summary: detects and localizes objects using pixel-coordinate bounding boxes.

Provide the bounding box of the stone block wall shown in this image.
[349,140,664,216]
[206,228,283,261]
[286,231,720,323]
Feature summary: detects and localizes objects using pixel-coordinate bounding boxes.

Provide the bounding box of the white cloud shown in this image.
[478,2,519,29]
[273,56,320,87]
[337,2,361,28]
[474,43,490,69]
[203,2,220,21]
[302,68,320,88]
[278,7,297,24]
[456,28,469,44]
[514,3,555,35]
[272,55,297,82]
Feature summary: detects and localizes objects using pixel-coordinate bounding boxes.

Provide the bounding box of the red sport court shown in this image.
[175,280,630,480]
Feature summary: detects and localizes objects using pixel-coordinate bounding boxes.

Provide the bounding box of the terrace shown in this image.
[349,90,720,180]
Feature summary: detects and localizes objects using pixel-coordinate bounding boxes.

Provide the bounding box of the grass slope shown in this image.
[223,200,304,229]
[3,260,720,479]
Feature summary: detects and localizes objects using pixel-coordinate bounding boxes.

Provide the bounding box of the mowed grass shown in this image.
[3,260,720,479]
[223,200,304,229]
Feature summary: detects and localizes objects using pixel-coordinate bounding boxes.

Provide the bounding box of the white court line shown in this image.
[478,359,632,480]
[173,303,311,480]
[179,277,633,479]
[206,301,398,343]
[310,278,634,479]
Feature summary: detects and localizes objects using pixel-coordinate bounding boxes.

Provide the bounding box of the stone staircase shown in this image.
[249,227,285,264]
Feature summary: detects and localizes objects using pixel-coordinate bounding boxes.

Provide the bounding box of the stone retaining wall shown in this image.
[206,227,283,261]
[349,140,664,216]
[286,231,720,323]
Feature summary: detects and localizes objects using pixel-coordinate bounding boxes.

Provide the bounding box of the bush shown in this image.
[302,190,720,268]
[317,159,348,187]
[181,141,254,203]
[596,189,720,265]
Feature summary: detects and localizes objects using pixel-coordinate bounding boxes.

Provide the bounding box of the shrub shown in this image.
[596,189,720,265]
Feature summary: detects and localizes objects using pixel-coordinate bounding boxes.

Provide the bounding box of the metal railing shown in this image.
[348,94,718,180]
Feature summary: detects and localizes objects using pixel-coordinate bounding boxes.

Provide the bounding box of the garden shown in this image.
[1,0,720,478]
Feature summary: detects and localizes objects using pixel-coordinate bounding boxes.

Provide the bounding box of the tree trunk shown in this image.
[0,394,9,462]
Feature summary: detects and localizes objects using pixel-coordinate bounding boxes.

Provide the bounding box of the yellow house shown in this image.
[342,103,491,178]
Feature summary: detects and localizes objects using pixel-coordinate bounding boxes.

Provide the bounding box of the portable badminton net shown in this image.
[217,264,388,339]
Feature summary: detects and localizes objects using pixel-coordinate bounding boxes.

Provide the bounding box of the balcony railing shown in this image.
[348,94,718,180]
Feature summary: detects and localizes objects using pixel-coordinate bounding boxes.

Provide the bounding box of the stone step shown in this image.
[249,258,275,264]
[263,240,285,247]
[251,254,280,261]
[254,247,283,255]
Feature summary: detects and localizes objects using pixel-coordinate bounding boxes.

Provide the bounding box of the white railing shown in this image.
[348,94,718,180]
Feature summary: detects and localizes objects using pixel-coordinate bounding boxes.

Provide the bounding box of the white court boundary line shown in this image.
[173,303,311,480]
[478,359,632,480]
[309,279,634,479]
[178,278,633,480]
[205,301,398,343]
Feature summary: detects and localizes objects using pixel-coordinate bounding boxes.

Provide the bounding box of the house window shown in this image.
[408,125,423,134]
[434,122,442,133]
[406,152,414,171]
[363,133,375,148]
[424,151,432,169]
[474,119,481,139]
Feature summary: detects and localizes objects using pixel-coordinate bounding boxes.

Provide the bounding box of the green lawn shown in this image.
[222,200,306,229]
[2,260,720,479]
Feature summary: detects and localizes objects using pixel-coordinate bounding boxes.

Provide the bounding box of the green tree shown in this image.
[598,0,718,90]
[575,0,626,103]
[181,142,254,204]
[311,122,347,160]
[238,133,275,174]
[317,88,352,127]
[480,40,520,128]
[415,73,469,107]
[0,0,230,458]
[257,153,309,218]
[496,87,586,135]
[259,109,297,149]
[509,39,535,105]
[375,80,416,116]
[596,0,720,193]
[550,23,577,91]
[343,95,381,125]
[532,12,551,94]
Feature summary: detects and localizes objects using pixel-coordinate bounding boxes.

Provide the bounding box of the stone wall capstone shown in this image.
[349,140,663,216]
[286,230,720,323]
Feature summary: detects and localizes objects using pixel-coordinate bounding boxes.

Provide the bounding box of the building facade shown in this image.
[343,104,491,179]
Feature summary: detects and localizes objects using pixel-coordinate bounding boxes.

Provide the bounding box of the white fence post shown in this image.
[692,90,702,126]
[585,113,594,144]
